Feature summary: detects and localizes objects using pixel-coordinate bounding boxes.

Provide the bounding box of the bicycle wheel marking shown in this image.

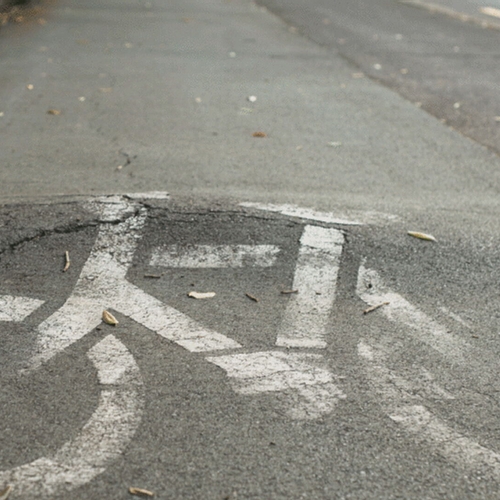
[358,341,500,479]
[0,295,44,322]
[276,225,344,349]
[0,335,144,498]
[356,264,466,362]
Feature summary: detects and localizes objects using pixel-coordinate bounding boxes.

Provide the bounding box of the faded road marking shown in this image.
[0,335,144,498]
[150,244,280,268]
[276,225,344,348]
[0,295,44,322]
[207,351,345,420]
[358,341,500,479]
[356,264,466,362]
[28,198,240,371]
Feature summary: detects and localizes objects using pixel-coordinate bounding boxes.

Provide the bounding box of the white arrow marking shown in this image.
[358,341,500,479]
[276,225,344,348]
[0,295,44,322]
[28,199,240,371]
[0,335,144,498]
[356,264,466,362]
[150,244,280,268]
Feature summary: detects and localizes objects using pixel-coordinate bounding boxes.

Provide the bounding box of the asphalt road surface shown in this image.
[2,0,500,498]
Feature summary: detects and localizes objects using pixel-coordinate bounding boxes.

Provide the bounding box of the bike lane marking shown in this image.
[358,341,500,480]
[356,263,466,362]
[28,199,241,372]
[0,334,144,498]
[0,296,44,322]
[276,225,344,349]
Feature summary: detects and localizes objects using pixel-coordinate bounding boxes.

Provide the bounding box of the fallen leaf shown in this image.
[128,486,154,497]
[253,131,267,138]
[63,250,70,272]
[407,231,437,242]
[363,302,389,315]
[0,485,12,500]
[47,109,61,115]
[245,293,259,302]
[26,84,34,90]
[281,289,298,294]
[188,291,216,299]
[102,310,119,325]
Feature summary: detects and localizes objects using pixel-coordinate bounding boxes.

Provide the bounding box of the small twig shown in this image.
[280,289,298,295]
[363,302,389,315]
[245,293,259,302]
[63,251,70,272]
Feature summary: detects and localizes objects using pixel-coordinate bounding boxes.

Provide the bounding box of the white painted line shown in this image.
[28,199,241,371]
[207,351,345,420]
[276,225,344,348]
[356,264,466,362]
[240,202,400,225]
[240,202,363,225]
[125,191,169,200]
[0,335,144,498]
[150,244,280,268]
[358,340,500,478]
[0,295,44,322]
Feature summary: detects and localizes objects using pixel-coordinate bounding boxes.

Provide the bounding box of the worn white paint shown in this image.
[207,351,345,420]
[240,202,363,225]
[240,202,400,225]
[0,295,44,322]
[151,244,280,268]
[0,335,144,498]
[125,191,169,200]
[356,264,466,362]
[28,199,240,371]
[358,340,500,478]
[276,225,344,348]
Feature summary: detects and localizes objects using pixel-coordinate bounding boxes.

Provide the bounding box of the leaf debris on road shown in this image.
[188,291,216,299]
[407,231,437,242]
[102,310,119,326]
[0,485,12,500]
[128,486,154,497]
[363,302,390,315]
[281,289,298,295]
[47,109,61,115]
[245,292,259,302]
[63,250,70,272]
[253,131,267,138]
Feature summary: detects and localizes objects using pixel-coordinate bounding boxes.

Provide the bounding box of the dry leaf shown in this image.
[63,250,70,272]
[0,485,12,500]
[188,291,216,299]
[245,293,259,302]
[102,310,119,325]
[47,109,61,115]
[253,131,267,138]
[363,302,389,315]
[128,486,154,497]
[281,289,298,295]
[407,231,436,242]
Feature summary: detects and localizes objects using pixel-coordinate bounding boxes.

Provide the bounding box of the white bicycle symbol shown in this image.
[1,195,499,498]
